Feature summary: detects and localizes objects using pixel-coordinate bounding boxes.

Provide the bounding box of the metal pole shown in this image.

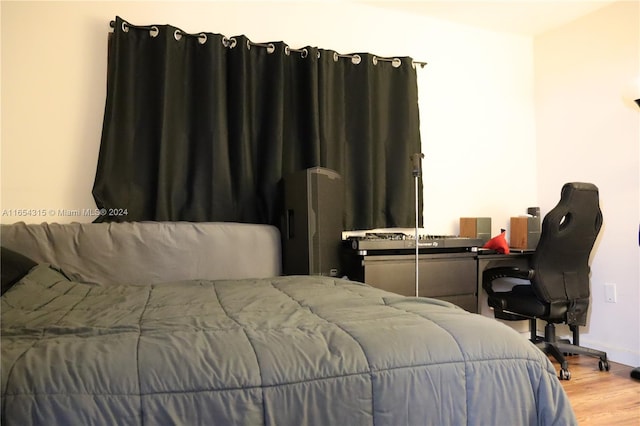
[415,174,419,297]
[410,153,424,298]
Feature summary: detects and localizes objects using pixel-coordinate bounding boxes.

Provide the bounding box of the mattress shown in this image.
[1,264,575,425]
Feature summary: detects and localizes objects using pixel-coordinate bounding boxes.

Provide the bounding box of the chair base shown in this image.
[531,321,609,380]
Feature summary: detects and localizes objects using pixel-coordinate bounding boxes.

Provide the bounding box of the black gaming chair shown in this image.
[483,182,609,380]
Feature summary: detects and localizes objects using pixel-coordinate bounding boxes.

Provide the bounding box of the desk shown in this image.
[476,251,534,315]
[342,250,478,312]
[342,249,534,315]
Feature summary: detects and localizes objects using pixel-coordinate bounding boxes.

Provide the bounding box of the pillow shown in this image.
[1,246,38,295]
[483,229,510,254]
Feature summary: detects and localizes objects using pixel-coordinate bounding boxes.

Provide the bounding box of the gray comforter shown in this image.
[1,264,576,425]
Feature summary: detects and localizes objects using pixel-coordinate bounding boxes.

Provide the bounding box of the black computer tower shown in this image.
[282,167,344,277]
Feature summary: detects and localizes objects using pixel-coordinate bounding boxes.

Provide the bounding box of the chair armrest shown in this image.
[482,266,534,296]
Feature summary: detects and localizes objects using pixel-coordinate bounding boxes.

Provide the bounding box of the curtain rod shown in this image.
[109,20,428,69]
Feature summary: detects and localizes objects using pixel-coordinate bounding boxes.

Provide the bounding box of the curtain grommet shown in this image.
[351,54,361,65]
[122,21,129,33]
[284,45,291,56]
[174,30,182,41]
[333,52,338,62]
[301,48,308,59]
[392,58,401,68]
[223,37,236,48]
[267,43,275,54]
[372,56,378,65]
[149,26,159,38]
[198,33,207,45]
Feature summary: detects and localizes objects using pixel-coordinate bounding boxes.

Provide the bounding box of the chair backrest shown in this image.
[530,183,602,316]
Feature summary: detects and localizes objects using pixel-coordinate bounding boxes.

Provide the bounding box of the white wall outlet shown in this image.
[604,283,617,303]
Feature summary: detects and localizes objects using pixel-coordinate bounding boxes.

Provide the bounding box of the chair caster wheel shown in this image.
[599,359,610,371]
[559,369,571,380]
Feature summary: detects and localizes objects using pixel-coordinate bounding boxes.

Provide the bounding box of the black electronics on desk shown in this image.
[346,232,483,254]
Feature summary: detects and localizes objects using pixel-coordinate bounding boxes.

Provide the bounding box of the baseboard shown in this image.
[483,311,639,367]
[546,334,640,367]
[533,322,640,367]
[570,338,640,368]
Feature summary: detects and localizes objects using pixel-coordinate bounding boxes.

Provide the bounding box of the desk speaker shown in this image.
[282,167,344,277]
[460,217,491,244]
[510,215,541,250]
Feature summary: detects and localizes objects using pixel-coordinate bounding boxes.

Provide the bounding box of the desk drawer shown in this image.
[437,294,477,313]
[362,253,476,299]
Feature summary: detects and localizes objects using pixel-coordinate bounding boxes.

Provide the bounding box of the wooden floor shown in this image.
[548,354,640,425]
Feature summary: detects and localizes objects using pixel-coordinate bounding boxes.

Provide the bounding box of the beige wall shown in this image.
[535,0,640,366]
[1,1,536,233]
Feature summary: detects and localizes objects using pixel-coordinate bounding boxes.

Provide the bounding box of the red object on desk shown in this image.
[483,229,510,254]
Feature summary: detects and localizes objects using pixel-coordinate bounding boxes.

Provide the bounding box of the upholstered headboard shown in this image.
[1,221,282,284]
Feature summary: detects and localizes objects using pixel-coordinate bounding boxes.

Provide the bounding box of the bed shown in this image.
[1,221,576,425]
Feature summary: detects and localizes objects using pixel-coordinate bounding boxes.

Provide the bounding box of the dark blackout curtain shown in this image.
[93,16,422,230]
